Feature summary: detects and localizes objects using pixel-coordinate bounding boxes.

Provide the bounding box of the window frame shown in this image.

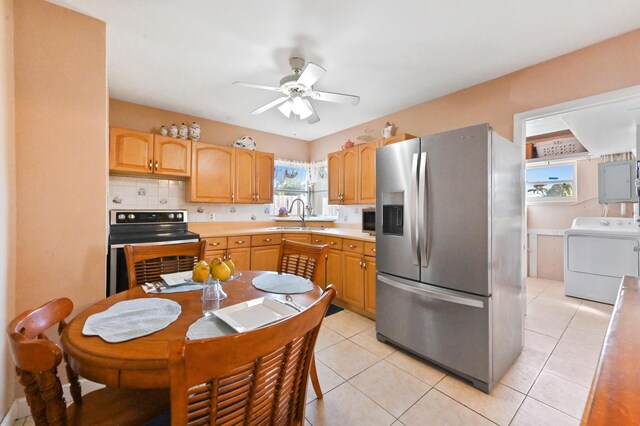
[525,160,578,204]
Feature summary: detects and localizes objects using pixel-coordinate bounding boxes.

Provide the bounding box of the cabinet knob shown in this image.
[148,160,153,170]
[236,240,245,244]
[314,239,321,243]
[330,241,336,245]
[264,238,271,242]
[372,248,376,253]
[349,244,356,249]
[154,160,158,170]
[363,260,367,269]
[359,259,363,268]
[212,242,220,246]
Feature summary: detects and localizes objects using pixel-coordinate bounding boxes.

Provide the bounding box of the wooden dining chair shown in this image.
[124,241,207,289]
[277,239,329,285]
[7,298,169,425]
[167,286,336,426]
[277,238,330,400]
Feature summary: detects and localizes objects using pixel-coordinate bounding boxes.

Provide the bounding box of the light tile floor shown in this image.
[14,278,611,426]
[306,278,611,426]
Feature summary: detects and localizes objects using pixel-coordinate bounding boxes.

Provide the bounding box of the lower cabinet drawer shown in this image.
[227,236,250,248]
[251,233,282,247]
[202,237,227,250]
[364,241,376,257]
[282,233,312,244]
[310,235,326,245]
[343,239,364,254]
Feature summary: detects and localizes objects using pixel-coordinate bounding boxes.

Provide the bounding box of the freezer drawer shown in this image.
[376,273,491,386]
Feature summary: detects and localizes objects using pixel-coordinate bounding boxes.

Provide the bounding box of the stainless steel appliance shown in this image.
[362,208,375,235]
[375,124,523,393]
[107,210,199,296]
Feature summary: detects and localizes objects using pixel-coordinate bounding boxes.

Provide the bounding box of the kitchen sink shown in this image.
[268,226,325,231]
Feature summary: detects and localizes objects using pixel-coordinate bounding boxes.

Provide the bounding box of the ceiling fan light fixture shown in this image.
[291,96,312,119]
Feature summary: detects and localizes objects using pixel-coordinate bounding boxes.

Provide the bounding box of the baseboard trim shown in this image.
[11,378,105,421]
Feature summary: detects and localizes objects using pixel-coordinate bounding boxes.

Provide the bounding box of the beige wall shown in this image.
[110,99,310,162]
[14,0,107,317]
[310,29,640,161]
[310,29,640,280]
[0,0,15,417]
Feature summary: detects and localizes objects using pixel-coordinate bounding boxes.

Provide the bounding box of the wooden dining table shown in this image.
[60,271,322,389]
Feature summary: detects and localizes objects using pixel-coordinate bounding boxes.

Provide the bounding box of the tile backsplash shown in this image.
[109,175,368,223]
[109,176,272,222]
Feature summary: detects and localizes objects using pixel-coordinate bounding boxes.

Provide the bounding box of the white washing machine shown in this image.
[564,217,640,304]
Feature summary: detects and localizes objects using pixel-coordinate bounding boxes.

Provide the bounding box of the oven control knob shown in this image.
[177,213,182,219]
[127,214,135,220]
[117,214,126,220]
[168,213,175,219]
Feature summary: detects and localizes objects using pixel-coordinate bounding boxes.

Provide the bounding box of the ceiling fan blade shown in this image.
[310,90,360,105]
[251,97,290,115]
[304,100,320,124]
[233,81,283,92]
[296,63,326,88]
[277,100,292,118]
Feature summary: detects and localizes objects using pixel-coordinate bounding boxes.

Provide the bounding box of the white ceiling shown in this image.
[47,0,640,141]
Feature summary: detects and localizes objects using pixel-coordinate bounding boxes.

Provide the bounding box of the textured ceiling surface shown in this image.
[47,0,640,140]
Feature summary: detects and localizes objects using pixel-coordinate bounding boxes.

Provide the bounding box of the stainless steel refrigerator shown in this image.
[375,123,523,393]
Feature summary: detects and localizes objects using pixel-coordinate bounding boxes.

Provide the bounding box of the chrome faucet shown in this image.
[289,198,306,228]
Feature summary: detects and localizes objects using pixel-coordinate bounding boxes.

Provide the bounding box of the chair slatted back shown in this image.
[124,241,207,289]
[168,287,336,426]
[277,239,329,284]
[7,298,82,425]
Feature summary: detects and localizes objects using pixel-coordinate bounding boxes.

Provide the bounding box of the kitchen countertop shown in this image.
[582,275,640,424]
[189,222,375,243]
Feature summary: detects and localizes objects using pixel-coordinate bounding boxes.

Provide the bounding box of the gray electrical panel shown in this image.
[598,160,638,203]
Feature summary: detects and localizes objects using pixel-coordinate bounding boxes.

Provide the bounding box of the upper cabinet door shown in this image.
[190,142,234,203]
[328,152,342,204]
[153,136,191,177]
[109,127,153,174]
[358,141,377,204]
[234,148,256,204]
[342,148,359,204]
[255,151,274,204]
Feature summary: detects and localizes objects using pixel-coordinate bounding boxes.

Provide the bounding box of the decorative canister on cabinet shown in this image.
[159,125,168,136]
[178,123,189,139]
[168,124,178,138]
[189,122,201,141]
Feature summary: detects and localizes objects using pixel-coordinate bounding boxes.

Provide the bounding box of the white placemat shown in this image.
[252,273,313,294]
[186,316,237,340]
[82,298,181,343]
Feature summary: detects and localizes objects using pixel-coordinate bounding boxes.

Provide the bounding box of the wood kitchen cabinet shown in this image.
[378,133,416,147]
[255,151,274,204]
[109,128,153,174]
[227,247,250,271]
[327,148,358,204]
[342,251,365,308]
[234,149,274,204]
[325,249,343,300]
[196,147,273,204]
[364,255,376,314]
[153,136,191,176]
[234,148,255,203]
[250,245,281,271]
[282,233,312,244]
[109,128,191,176]
[327,133,416,205]
[358,142,378,204]
[190,143,235,203]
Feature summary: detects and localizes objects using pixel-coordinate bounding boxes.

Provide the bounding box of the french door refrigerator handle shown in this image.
[410,153,419,265]
[418,152,428,266]
[378,274,484,308]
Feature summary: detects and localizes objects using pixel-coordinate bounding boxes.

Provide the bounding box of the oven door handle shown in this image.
[109,238,200,249]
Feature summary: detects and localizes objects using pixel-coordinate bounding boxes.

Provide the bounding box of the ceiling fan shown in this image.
[233,57,360,124]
